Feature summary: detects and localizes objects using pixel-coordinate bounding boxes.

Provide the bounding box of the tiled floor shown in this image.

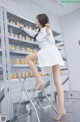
[12,95,80,122]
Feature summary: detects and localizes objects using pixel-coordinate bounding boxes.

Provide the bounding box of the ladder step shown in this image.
[43,105,52,110]
[39,101,52,110]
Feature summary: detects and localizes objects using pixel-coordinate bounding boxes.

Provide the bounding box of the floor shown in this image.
[12,92,80,122]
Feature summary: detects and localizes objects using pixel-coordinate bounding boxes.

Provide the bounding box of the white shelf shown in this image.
[7,12,35,25]
[10,50,32,55]
[8,36,38,45]
[8,22,36,37]
[60,65,67,70]
[11,64,39,68]
[8,22,38,44]
[8,22,20,29]
[11,75,49,81]
[11,64,67,71]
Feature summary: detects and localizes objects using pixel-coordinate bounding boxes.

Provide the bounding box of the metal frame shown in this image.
[0,7,8,119]
[16,75,57,122]
[3,8,14,120]
[16,76,41,122]
[3,8,52,121]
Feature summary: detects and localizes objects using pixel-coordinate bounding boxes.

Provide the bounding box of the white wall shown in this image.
[60,9,80,91]
[0,0,61,32]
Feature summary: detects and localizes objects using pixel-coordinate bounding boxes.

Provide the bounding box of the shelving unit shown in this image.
[2,9,50,120]
[6,12,49,79]
[0,7,69,121]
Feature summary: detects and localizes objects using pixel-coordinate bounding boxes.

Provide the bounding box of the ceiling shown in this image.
[31,0,80,17]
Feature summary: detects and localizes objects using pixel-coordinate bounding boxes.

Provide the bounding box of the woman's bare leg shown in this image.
[52,64,66,119]
[26,52,44,90]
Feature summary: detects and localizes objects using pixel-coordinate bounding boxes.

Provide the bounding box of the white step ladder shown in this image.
[16,75,57,122]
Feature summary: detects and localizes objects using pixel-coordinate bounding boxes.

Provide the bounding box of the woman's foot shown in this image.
[54,109,66,121]
[35,80,45,91]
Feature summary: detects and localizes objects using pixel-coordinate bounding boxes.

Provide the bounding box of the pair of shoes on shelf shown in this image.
[53,112,66,122]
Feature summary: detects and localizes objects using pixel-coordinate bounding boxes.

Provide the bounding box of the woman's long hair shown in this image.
[34,14,49,41]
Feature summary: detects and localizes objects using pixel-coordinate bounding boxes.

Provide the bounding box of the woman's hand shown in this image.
[45,22,50,31]
[45,22,51,36]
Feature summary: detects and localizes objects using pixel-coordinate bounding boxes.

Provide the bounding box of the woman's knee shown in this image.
[26,55,31,63]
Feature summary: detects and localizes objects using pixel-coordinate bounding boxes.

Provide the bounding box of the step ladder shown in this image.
[16,74,57,122]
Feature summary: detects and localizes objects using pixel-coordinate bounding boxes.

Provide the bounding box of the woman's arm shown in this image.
[21,27,37,37]
[43,27,55,44]
[46,28,55,44]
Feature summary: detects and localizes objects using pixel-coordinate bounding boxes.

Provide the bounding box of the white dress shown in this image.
[23,27,65,74]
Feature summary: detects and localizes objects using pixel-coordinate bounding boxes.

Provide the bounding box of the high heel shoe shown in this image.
[34,81,45,93]
[27,81,45,93]
[53,113,66,122]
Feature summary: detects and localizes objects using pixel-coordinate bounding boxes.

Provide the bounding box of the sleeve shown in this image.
[47,29,55,44]
[44,28,55,44]
[22,27,37,37]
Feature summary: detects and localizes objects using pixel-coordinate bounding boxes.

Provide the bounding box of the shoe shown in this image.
[33,80,50,93]
[27,84,44,93]
[53,113,66,122]
[34,82,45,93]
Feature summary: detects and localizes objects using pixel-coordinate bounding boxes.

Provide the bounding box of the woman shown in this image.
[20,14,66,121]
